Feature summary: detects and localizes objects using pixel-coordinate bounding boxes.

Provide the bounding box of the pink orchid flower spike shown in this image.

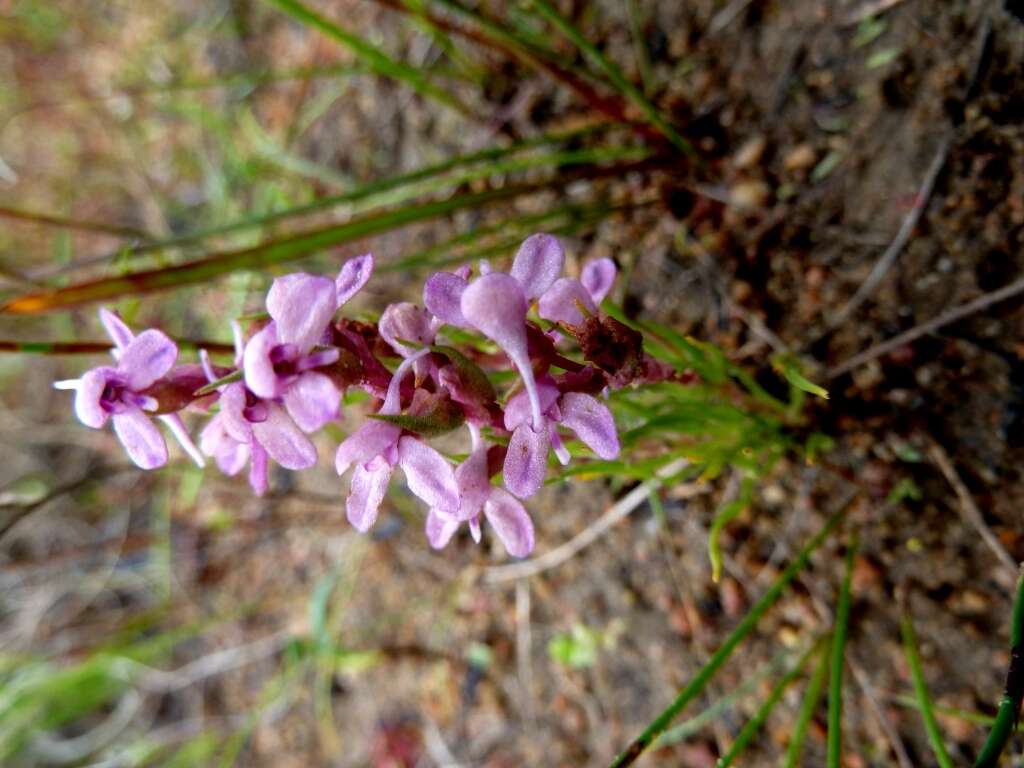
[53,309,204,470]
[425,424,534,558]
[335,349,460,533]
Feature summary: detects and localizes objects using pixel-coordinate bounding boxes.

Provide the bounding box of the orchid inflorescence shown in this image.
[55,234,677,558]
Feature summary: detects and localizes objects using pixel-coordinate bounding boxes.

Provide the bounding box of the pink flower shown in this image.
[425,425,534,557]
[53,309,203,470]
[243,255,374,432]
[378,302,440,383]
[335,350,459,532]
[502,376,619,499]
[537,256,618,327]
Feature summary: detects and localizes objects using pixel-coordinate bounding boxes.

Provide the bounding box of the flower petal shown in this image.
[558,392,620,459]
[453,446,491,521]
[266,273,337,351]
[112,407,168,469]
[283,372,340,433]
[397,436,459,514]
[425,508,460,549]
[503,422,550,499]
[335,420,401,476]
[581,257,617,304]
[242,324,281,400]
[379,302,436,357]
[99,308,134,351]
[200,416,249,476]
[503,377,560,431]
[251,404,317,470]
[75,367,115,428]
[424,271,470,328]
[249,442,269,496]
[484,488,534,557]
[510,233,564,300]
[119,330,178,390]
[336,253,375,306]
[218,382,253,442]
[347,460,392,532]
[537,277,597,327]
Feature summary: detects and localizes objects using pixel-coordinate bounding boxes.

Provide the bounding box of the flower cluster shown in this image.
[55,234,672,558]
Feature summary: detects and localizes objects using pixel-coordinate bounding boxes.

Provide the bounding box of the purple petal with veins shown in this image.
[558,392,620,459]
[461,273,543,429]
[537,277,596,327]
[379,302,436,357]
[266,273,337,352]
[510,233,565,300]
[581,257,617,304]
[74,367,116,428]
[423,271,470,327]
[335,420,401,476]
[503,377,560,432]
[112,407,168,469]
[242,323,281,399]
[251,404,317,470]
[397,436,459,514]
[425,508,460,549]
[484,488,534,557]
[99,308,134,351]
[503,422,550,499]
[347,459,392,532]
[118,330,177,390]
[282,371,340,433]
[336,253,374,306]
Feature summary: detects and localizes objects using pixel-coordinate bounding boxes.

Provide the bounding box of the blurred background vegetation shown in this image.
[1,0,1023,765]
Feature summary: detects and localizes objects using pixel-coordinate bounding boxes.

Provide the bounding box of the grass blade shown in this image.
[827,536,858,768]
[1,185,533,314]
[608,501,851,767]
[423,0,643,131]
[975,567,1024,768]
[901,611,954,768]
[718,636,827,767]
[708,476,755,583]
[0,206,147,238]
[784,639,831,768]
[524,0,695,158]
[40,128,607,279]
[260,0,472,116]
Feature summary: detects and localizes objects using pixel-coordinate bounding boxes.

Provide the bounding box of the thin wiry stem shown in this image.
[827,536,858,768]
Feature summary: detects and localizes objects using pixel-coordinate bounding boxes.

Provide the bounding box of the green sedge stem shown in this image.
[901,611,954,768]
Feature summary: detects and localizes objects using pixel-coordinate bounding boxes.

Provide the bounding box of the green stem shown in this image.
[608,503,849,768]
[975,567,1024,768]
[901,611,954,768]
[718,636,827,767]
[524,0,695,158]
[784,640,831,768]
[827,536,858,768]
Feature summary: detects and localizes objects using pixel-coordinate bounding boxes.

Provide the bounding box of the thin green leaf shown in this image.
[524,0,695,158]
[2,184,537,313]
[974,567,1024,768]
[608,501,850,767]
[901,611,954,768]
[827,536,858,768]
[0,339,234,356]
[718,636,827,767]
[784,640,831,768]
[260,0,471,116]
[194,370,243,397]
[774,354,829,400]
[708,476,755,583]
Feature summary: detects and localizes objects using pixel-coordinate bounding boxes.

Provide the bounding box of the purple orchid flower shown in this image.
[425,424,534,558]
[243,254,374,433]
[423,234,566,432]
[199,330,317,496]
[335,349,460,532]
[53,309,204,470]
[502,375,620,499]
